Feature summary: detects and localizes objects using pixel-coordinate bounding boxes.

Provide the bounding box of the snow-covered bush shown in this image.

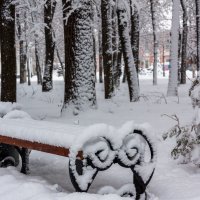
[0,102,32,120]
[163,116,198,164]
[164,76,200,165]
[3,110,32,120]
[189,75,200,108]
[0,102,22,117]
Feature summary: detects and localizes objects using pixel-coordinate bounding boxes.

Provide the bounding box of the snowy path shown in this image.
[0,75,199,200]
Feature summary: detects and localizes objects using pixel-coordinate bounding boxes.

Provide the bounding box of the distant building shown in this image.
[139,30,170,69]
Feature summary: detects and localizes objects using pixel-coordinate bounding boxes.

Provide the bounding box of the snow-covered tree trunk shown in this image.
[180,0,188,84]
[196,0,200,71]
[130,2,140,74]
[73,0,96,109]
[116,44,122,88]
[24,11,31,86]
[117,2,139,102]
[97,5,103,83]
[35,39,42,85]
[16,11,27,84]
[63,0,96,111]
[29,0,43,85]
[167,0,180,96]
[42,0,57,92]
[101,0,113,99]
[99,31,103,83]
[112,0,119,89]
[0,0,16,102]
[26,52,31,86]
[178,31,182,83]
[150,0,158,85]
[63,0,74,104]
[93,33,97,83]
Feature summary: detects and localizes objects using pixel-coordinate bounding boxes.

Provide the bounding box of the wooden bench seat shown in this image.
[0,135,83,158]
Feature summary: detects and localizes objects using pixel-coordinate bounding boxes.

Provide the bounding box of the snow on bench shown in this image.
[0,118,83,148]
[0,115,157,200]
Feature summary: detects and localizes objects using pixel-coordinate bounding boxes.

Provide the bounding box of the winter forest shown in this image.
[1,0,200,199]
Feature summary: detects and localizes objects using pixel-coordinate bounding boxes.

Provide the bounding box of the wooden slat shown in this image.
[0,135,83,159]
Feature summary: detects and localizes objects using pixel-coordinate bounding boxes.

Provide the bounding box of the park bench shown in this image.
[0,118,156,200]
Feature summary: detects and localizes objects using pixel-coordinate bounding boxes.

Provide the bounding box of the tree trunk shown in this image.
[178,31,182,84]
[35,39,42,85]
[122,66,126,83]
[0,0,16,102]
[150,0,158,85]
[196,0,200,71]
[93,32,97,83]
[63,0,75,104]
[42,0,57,92]
[52,29,65,79]
[167,0,180,96]
[112,0,119,89]
[180,0,188,84]
[162,44,165,77]
[116,44,122,88]
[27,56,31,86]
[101,0,113,99]
[24,11,31,86]
[117,3,139,102]
[63,0,96,111]
[99,33,103,83]
[29,0,42,85]
[16,12,27,84]
[97,10,103,83]
[26,40,31,86]
[130,2,140,74]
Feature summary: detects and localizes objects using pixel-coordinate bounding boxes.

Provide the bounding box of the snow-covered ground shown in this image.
[0,71,199,200]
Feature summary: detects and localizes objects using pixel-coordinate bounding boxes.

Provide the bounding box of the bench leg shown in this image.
[20,148,30,174]
[132,170,146,200]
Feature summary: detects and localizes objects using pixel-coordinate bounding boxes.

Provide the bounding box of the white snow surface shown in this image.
[0,118,83,148]
[0,118,154,152]
[0,72,199,200]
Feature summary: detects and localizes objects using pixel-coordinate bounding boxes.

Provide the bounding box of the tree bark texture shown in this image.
[16,12,27,84]
[180,0,188,84]
[99,32,103,83]
[150,0,158,85]
[42,0,57,92]
[117,4,139,102]
[101,0,113,99]
[196,0,200,71]
[116,44,122,88]
[178,31,182,84]
[97,11,103,83]
[63,0,74,104]
[0,0,17,102]
[35,39,42,85]
[167,0,180,96]
[24,12,31,86]
[130,2,140,74]
[112,0,119,89]
[63,0,96,110]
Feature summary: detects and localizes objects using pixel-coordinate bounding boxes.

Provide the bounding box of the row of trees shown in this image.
[0,0,200,111]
